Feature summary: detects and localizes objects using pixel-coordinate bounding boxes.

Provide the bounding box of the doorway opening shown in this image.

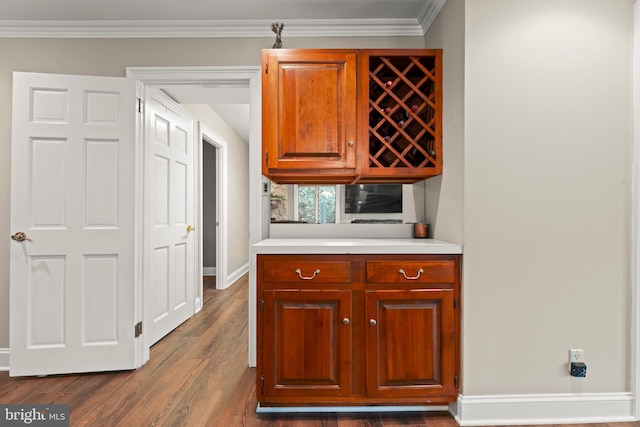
[127,66,268,366]
[126,66,263,367]
[199,124,228,301]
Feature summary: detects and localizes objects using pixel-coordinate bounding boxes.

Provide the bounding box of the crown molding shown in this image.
[0,18,430,38]
[418,0,447,34]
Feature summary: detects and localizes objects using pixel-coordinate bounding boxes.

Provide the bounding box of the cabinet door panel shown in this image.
[261,290,351,398]
[365,289,455,399]
[262,49,358,179]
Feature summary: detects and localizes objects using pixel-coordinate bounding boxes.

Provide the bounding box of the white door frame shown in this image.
[198,123,229,294]
[633,0,640,419]
[126,66,263,366]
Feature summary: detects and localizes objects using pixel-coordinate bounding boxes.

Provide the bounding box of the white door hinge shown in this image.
[134,321,142,338]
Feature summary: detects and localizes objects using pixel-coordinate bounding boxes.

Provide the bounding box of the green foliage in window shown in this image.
[318,186,336,224]
[298,186,316,223]
[297,186,336,224]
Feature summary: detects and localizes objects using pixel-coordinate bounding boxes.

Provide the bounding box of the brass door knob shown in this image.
[11,231,32,242]
[187,225,195,233]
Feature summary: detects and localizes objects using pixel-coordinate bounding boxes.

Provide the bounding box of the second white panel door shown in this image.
[145,88,196,346]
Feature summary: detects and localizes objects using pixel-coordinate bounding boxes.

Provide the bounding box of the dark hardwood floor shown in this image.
[0,274,638,427]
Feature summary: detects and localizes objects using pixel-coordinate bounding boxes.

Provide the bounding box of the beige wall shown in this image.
[461,0,633,395]
[0,36,423,349]
[424,0,465,245]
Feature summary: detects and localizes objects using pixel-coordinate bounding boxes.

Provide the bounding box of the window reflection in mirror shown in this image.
[270,183,419,224]
[270,183,336,224]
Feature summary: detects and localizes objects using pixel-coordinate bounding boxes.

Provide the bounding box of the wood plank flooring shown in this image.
[0,274,638,427]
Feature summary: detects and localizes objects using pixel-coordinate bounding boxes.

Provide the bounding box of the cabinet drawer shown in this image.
[261,259,352,283]
[366,260,455,284]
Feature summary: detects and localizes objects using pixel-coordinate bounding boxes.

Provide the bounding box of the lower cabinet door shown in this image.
[365,289,456,400]
[260,289,352,399]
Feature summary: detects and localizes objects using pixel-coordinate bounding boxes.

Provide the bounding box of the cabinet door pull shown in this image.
[398,268,423,280]
[342,318,350,325]
[295,268,320,280]
[369,319,377,326]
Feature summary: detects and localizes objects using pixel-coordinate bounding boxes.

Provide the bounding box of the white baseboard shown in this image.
[225,262,249,290]
[452,392,636,425]
[0,348,8,371]
[203,267,216,276]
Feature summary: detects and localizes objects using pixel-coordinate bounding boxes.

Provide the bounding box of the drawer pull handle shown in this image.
[342,318,350,325]
[369,319,377,326]
[398,268,424,280]
[295,268,320,280]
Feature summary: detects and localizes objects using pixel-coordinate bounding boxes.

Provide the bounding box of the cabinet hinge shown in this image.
[264,152,268,162]
[260,299,264,310]
[454,298,458,309]
[454,375,459,388]
[137,98,144,114]
[265,62,268,74]
[134,321,143,338]
[260,375,265,389]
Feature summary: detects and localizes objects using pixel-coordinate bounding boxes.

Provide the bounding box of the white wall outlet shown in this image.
[570,349,584,363]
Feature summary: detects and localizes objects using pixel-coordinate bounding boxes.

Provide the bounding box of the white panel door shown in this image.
[145,89,196,345]
[10,72,137,376]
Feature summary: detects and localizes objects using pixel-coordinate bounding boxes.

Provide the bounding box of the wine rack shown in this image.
[365,51,442,180]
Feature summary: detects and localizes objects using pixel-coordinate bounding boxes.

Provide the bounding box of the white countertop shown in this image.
[251,238,462,255]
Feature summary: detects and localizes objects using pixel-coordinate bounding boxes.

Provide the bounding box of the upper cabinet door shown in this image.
[262,49,359,183]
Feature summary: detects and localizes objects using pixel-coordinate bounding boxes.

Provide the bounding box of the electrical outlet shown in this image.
[570,349,584,363]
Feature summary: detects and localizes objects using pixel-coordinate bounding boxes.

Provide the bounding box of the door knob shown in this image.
[11,231,32,242]
[187,225,195,233]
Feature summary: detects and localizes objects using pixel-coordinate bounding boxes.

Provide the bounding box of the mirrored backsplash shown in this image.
[270,182,425,225]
